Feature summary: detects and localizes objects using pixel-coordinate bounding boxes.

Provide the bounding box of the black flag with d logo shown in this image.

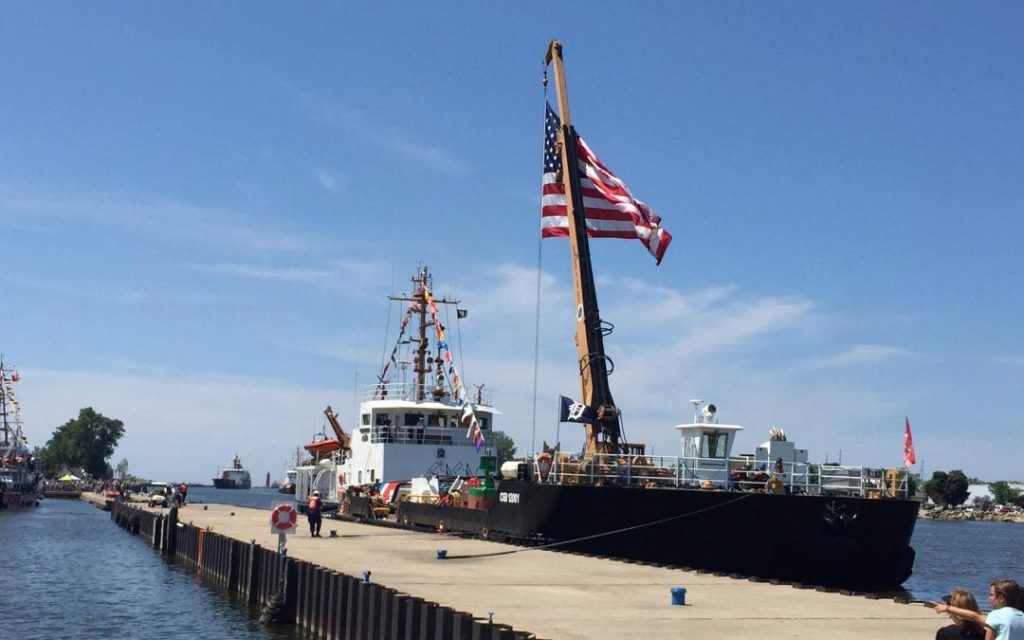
[559,395,597,423]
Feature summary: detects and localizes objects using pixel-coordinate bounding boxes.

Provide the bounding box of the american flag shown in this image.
[541,102,672,264]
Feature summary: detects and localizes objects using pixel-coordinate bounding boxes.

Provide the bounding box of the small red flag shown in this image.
[903,417,916,468]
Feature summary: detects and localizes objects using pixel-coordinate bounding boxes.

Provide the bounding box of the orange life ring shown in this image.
[536,452,553,482]
[270,504,298,532]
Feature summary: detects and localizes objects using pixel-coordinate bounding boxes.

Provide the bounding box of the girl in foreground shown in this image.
[932,579,1024,640]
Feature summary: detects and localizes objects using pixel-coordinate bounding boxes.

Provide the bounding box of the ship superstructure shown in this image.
[295,265,497,509]
[1,358,42,508]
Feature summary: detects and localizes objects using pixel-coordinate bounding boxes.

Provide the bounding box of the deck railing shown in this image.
[532,453,910,499]
[362,382,493,406]
[366,424,493,448]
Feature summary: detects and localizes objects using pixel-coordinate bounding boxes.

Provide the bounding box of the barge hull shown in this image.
[396,480,918,591]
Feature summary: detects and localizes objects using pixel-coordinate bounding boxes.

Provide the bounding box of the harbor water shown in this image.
[1,494,302,640]
[4,490,1021,639]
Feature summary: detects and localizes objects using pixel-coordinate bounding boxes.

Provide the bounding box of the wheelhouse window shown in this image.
[701,432,729,459]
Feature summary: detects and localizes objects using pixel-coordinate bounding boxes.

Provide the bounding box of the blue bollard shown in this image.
[670,587,687,605]
[437,549,448,560]
[363,570,371,583]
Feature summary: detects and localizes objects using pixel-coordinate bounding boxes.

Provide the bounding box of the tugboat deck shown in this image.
[126,500,937,639]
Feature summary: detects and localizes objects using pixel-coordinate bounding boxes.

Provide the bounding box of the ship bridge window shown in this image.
[403,413,424,426]
[375,413,393,426]
[477,416,489,430]
[427,414,442,427]
[363,414,371,426]
[701,432,729,459]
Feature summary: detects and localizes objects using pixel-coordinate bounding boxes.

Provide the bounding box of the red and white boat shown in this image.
[294,265,498,512]
[1,359,42,509]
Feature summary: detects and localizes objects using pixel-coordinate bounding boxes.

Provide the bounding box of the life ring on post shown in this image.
[437,519,446,533]
[536,452,553,482]
[337,471,346,487]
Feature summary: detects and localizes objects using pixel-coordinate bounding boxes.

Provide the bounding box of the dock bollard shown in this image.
[362,570,371,584]
[670,587,687,606]
[437,549,447,560]
[328,529,337,538]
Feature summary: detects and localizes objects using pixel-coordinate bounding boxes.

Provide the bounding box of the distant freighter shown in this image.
[212,454,251,489]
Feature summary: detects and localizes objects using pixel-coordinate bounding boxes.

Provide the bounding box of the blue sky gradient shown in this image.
[2,3,1021,482]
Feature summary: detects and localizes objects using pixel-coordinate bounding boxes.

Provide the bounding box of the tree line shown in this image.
[30,408,520,481]
[923,469,1023,508]
[35,407,125,479]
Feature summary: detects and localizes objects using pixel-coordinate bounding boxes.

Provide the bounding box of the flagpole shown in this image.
[545,40,622,460]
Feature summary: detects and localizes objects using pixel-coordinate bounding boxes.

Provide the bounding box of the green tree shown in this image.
[37,408,125,479]
[924,471,950,507]
[494,430,517,466]
[946,470,970,507]
[989,481,1021,506]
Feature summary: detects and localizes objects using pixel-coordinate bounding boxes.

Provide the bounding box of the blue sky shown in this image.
[2,3,1021,482]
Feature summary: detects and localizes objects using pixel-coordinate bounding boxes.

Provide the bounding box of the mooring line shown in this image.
[442,491,757,560]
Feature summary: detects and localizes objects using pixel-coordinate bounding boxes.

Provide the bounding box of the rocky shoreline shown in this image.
[919,508,1024,524]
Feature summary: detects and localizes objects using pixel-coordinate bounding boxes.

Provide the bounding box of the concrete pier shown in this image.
[90,494,942,639]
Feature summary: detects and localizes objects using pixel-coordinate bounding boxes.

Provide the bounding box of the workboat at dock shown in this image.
[294,265,497,513]
[386,41,920,591]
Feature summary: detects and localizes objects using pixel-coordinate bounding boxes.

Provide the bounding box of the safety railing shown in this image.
[367,424,493,448]
[533,453,910,498]
[362,382,493,406]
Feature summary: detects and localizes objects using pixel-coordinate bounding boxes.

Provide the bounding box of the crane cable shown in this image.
[439,491,756,560]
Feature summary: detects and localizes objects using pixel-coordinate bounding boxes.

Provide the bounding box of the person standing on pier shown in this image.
[307,490,323,537]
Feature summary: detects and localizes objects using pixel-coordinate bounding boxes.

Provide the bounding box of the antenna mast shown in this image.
[387,265,459,402]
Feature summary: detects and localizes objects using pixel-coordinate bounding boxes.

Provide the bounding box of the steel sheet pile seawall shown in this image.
[94,497,942,640]
[105,498,527,639]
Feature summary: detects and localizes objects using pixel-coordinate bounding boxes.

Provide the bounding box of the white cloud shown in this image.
[316,167,343,192]
[20,367,337,484]
[183,258,389,298]
[990,355,1024,367]
[0,186,322,254]
[275,78,470,175]
[802,344,912,370]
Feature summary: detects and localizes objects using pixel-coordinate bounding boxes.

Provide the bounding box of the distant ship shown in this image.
[212,454,251,489]
[1,358,42,509]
